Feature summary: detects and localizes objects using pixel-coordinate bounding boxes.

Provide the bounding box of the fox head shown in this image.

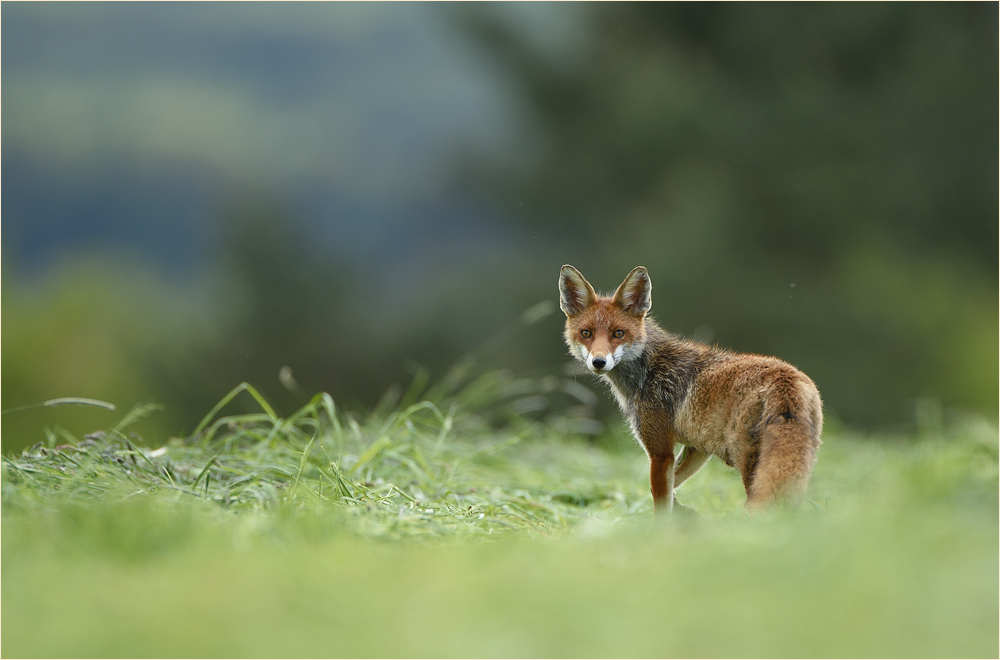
[558,265,651,374]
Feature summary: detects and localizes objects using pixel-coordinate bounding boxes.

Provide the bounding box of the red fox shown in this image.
[558,265,823,513]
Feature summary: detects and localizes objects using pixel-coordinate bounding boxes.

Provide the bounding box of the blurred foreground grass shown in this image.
[3,374,997,658]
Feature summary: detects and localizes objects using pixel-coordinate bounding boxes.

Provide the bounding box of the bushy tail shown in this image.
[746,383,823,510]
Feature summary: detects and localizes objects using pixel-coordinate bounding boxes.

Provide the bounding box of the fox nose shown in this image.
[591,357,607,370]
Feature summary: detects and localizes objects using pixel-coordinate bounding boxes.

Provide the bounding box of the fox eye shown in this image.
[580,329,592,338]
[612,329,625,339]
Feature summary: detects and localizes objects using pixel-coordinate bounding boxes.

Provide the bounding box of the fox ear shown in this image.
[613,266,651,317]
[559,265,597,317]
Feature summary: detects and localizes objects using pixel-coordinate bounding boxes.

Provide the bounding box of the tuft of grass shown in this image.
[2,371,997,657]
[3,370,632,539]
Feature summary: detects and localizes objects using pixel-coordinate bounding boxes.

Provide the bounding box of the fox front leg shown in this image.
[641,414,678,513]
[651,446,707,514]
[649,452,676,513]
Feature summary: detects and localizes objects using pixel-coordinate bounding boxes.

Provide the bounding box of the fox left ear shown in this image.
[613,266,651,317]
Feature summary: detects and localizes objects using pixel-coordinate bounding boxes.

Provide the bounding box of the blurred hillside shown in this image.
[453,2,998,426]
[2,3,996,452]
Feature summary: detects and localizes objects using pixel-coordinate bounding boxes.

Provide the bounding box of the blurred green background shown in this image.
[3,3,997,452]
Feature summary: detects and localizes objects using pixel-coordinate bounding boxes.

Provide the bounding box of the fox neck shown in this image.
[602,342,648,399]
[598,320,674,405]
[599,320,669,409]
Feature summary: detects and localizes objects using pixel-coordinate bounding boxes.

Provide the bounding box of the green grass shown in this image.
[3,371,997,658]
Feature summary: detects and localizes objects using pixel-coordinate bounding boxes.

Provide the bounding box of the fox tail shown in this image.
[746,382,823,510]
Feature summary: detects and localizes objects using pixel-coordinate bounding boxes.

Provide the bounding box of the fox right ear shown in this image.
[559,265,597,317]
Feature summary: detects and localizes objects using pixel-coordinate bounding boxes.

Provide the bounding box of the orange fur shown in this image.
[559,265,823,513]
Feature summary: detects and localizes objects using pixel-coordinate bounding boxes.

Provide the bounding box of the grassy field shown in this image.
[3,372,997,658]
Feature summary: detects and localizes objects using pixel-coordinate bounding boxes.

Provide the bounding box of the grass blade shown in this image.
[193,383,278,437]
[2,397,116,415]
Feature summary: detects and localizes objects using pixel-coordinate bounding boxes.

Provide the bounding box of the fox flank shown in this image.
[558,265,823,514]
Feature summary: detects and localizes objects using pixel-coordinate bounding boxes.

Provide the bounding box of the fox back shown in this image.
[559,264,822,513]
